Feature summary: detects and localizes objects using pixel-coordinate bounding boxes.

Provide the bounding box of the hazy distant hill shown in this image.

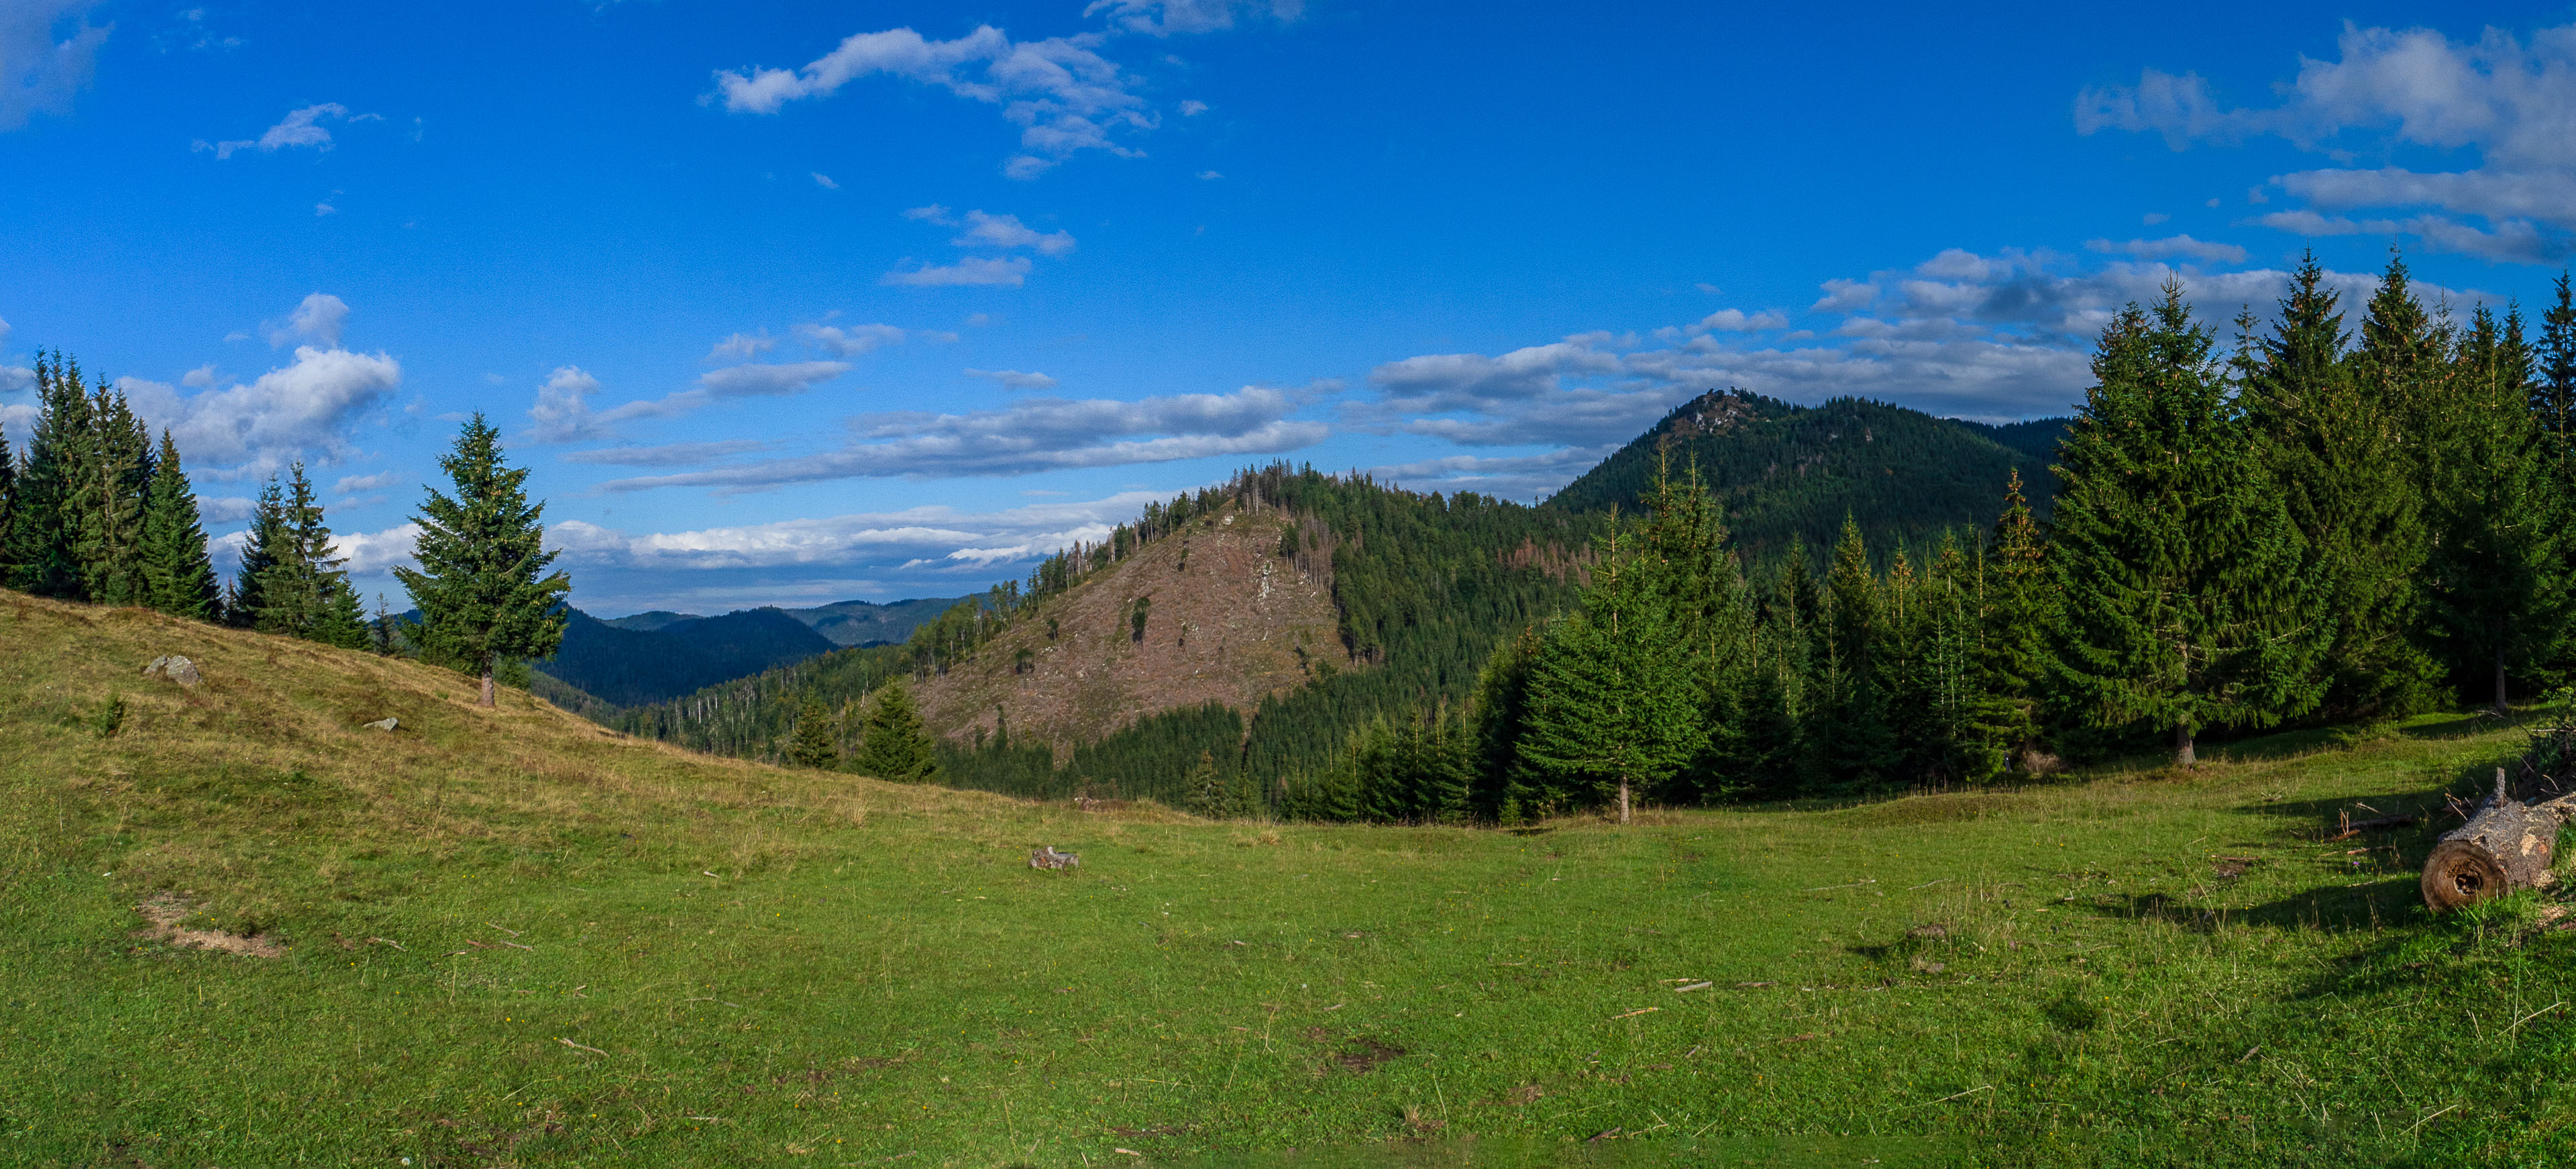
[1547,390,2071,559]
[537,608,838,708]
[604,597,961,648]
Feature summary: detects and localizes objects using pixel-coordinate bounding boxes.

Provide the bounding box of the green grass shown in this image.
[8,591,2576,1167]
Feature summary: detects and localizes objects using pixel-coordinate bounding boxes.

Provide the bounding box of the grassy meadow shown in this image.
[9,589,2576,1167]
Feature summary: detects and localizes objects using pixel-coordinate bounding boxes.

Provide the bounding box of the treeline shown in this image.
[1286,253,2576,822]
[0,352,372,646]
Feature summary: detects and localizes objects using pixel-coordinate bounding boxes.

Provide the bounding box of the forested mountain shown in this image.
[1546,390,2069,560]
[606,595,960,647]
[535,607,838,707]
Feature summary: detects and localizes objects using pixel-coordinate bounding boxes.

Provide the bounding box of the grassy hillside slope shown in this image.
[9,590,2576,1166]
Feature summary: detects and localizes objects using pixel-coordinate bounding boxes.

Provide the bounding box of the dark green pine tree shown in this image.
[394,415,572,706]
[1183,749,1230,817]
[1467,624,1541,822]
[2050,288,2327,766]
[256,463,370,649]
[1513,531,1703,823]
[72,383,154,606]
[2538,272,2576,470]
[228,476,286,628]
[5,353,91,598]
[1636,450,1754,802]
[1900,533,2012,784]
[782,695,842,769]
[2241,251,2443,718]
[1809,515,1894,789]
[140,430,221,620]
[0,423,15,583]
[2428,305,2571,715]
[1735,538,1817,797]
[1984,470,2051,767]
[851,680,939,782]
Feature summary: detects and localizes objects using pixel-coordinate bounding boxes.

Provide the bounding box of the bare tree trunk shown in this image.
[480,666,496,707]
[2496,650,2510,719]
[1618,777,1631,825]
[2173,719,2195,768]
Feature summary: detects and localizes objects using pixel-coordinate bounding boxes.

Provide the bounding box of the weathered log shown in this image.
[2422,769,2576,913]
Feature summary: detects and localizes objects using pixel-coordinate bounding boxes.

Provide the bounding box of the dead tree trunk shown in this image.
[2422,768,2576,913]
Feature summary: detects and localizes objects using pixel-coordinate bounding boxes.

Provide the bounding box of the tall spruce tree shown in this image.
[1635,450,1755,801]
[1984,470,2051,766]
[0,423,15,584]
[2538,272,2576,470]
[255,464,370,649]
[2241,251,2441,717]
[850,681,938,782]
[1512,532,1702,823]
[72,383,153,606]
[228,476,285,627]
[140,430,220,620]
[6,352,88,597]
[1809,516,1894,788]
[2428,305,2571,714]
[394,415,572,706]
[2050,287,2326,766]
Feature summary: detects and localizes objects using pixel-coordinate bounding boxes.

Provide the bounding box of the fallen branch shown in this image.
[558,1037,607,1056]
[1674,982,1713,993]
[2506,1002,2566,1037]
[368,937,406,951]
[2326,813,2416,842]
[1609,1007,1662,1019]
[486,923,523,937]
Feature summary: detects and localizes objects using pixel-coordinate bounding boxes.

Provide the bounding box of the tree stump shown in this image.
[1030,846,1080,871]
[2422,769,2575,913]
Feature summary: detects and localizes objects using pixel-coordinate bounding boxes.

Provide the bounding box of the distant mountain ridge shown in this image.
[1546,390,2071,560]
[603,597,961,648]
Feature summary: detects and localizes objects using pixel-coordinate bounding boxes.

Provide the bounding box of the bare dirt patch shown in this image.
[132,893,284,958]
[1334,1036,1407,1074]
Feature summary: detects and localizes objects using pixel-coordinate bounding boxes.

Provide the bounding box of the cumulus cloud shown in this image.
[953,209,1077,254]
[1085,0,1301,36]
[2078,20,2576,264]
[707,332,776,360]
[0,1,109,132]
[965,368,1058,390]
[2084,234,2249,264]
[527,365,608,444]
[332,470,402,495]
[333,522,421,575]
[1178,99,1208,115]
[264,293,350,348]
[796,322,906,356]
[710,25,1152,179]
[596,386,1324,493]
[1371,340,1625,409]
[195,495,257,523]
[195,103,377,160]
[882,256,1034,287]
[1690,308,1790,332]
[120,346,403,477]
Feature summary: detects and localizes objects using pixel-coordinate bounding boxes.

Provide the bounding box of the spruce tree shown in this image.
[0,423,15,584]
[1809,516,1894,788]
[140,430,220,620]
[5,353,88,597]
[2050,288,2326,766]
[1183,749,1230,817]
[1636,450,1754,801]
[1513,532,1702,823]
[2428,305,2571,714]
[851,681,938,782]
[2242,251,2440,717]
[228,476,285,627]
[783,695,842,768]
[71,383,152,606]
[394,415,572,706]
[252,464,370,648]
[2538,272,2576,470]
[1468,625,1541,822]
[1984,470,2051,766]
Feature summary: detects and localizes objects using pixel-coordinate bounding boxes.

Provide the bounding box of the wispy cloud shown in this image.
[881,256,1034,287]
[964,368,1058,390]
[194,103,378,160]
[2084,234,2249,264]
[562,440,767,467]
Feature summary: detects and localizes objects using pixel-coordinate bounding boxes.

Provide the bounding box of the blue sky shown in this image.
[3,0,2571,615]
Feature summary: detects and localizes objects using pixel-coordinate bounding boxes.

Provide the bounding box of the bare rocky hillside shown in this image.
[913,505,1342,752]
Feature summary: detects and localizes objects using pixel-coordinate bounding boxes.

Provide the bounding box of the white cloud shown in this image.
[1195,169,1222,180]
[965,368,1058,390]
[796,322,906,356]
[1084,0,1302,36]
[881,256,1034,287]
[1178,99,1208,115]
[2084,234,2249,264]
[181,363,218,388]
[0,2,109,132]
[561,440,767,466]
[195,103,376,160]
[1371,340,1625,409]
[708,332,777,360]
[332,470,402,495]
[811,171,839,189]
[195,495,256,523]
[589,360,855,425]
[2078,21,2576,264]
[1690,308,1790,332]
[121,345,403,478]
[710,25,1152,178]
[314,201,335,216]
[264,293,350,348]
[2143,212,2170,225]
[953,209,1077,255]
[333,522,421,575]
[597,386,1324,492]
[528,365,608,443]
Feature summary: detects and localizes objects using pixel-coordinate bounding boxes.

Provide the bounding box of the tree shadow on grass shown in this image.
[2083,876,2422,937]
